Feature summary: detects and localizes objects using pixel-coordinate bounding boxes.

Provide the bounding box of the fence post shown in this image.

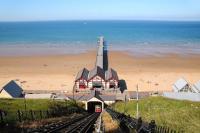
[157,126,160,132]
[40,110,43,119]
[161,127,163,133]
[149,120,156,133]
[164,127,167,133]
[30,110,34,121]
[18,110,21,122]
[0,110,4,124]
[163,127,166,133]
[167,127,170,133]
[46,110,49,118]
[159,126,161,133]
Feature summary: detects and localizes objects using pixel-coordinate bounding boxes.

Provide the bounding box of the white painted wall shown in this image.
[0,89,12,98]
[163,92,200,102]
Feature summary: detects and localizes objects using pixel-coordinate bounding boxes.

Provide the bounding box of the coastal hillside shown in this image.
[0,99,84,123]
[0,99,82,111]
[113,97,200,133]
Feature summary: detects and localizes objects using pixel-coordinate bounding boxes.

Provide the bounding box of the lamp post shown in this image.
[124,94,127,114]
[136,84,139,119]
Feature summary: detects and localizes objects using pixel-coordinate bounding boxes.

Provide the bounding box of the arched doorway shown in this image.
[87,101,102,113]
[86,97,104,113]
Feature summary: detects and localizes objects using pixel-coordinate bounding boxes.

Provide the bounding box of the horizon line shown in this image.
[0,19,200,23]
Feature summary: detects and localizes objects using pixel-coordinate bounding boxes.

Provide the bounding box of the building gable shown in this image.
[0,89,12,98]
[172,78,189,92]
[2,80,23,98]
[75,68,89,81]
[88,66,105,81]
[88,97,103,102]
[106,68,118,81]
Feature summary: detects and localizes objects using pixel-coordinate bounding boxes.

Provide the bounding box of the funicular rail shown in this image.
[28,113,100,133]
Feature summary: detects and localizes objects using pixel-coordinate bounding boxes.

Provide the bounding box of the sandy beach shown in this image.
[0,51,200,92]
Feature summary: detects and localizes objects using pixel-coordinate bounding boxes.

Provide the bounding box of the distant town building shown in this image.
[25,93,56,99]
[74,37,119,92]
[127,91,150,100]
[53,93,71,100]
[0,80,23,98]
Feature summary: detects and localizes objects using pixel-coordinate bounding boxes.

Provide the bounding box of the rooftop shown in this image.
[172,78,189,91]
[1,80,23,98]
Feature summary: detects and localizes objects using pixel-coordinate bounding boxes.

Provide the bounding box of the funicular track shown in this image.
[29,113,100,133]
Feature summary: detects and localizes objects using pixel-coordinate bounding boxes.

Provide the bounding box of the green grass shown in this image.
[0,99,84,123]
[112,96,200,133]
[0,99,77,111]
[0,99,52,111]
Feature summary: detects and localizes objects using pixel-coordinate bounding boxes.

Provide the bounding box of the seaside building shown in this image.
[0,80,23,98]
[65,90,151,112]
[66,90,119,112]
[127,91,150,100]
[163,78,200,102]
[72,37,124,112]
[71,37,128,112]
[74,37,119,92]
[172,78,191,92]
[25,93,56,99]
[75,68,89,89]
[172,78,200,93]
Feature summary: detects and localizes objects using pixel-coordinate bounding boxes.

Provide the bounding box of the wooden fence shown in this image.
[0,108,82,125]
[154,125,184,133]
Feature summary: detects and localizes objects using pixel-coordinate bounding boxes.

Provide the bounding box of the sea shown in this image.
[0,20,200,56]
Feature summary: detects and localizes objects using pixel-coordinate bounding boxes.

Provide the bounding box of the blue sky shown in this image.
[0,0,200,21]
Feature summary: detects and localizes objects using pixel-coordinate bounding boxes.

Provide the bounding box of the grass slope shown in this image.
[0,99,76,111]
[113,96,200,133]
[0,99,84,123]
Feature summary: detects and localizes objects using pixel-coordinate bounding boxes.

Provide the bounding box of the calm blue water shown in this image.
[0,20,200,56]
